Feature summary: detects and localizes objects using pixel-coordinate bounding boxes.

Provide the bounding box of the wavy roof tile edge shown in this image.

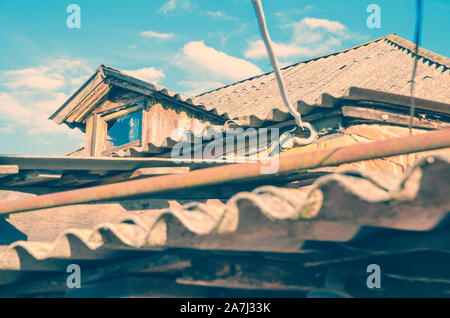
[1,154,448,271]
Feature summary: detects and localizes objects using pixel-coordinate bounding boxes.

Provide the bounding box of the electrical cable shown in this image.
[408,0,423,135]
[251,0,316,146]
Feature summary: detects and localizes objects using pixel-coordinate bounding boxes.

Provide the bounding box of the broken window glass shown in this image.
[106,110,142,148]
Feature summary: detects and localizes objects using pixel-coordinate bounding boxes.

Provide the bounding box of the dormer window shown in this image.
[49,65,224,158]
[85,99,147,156]
[106,109,143,149]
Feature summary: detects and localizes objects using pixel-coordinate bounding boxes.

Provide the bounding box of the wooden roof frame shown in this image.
[49,65,228,131]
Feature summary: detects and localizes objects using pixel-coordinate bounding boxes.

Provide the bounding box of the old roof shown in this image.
[56,86,450,158]
[49,65,227,129]
[191,34,450,123]
[0,154,449,296]
[0,155,250,189]
[94,88,450,157]
[50,34,450,132]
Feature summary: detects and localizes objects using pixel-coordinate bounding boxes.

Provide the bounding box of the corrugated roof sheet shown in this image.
[0,154,449,296]
[106,90,450,157]
[1,154,448,273]
[191,34,450,123]
[51,34,450,131]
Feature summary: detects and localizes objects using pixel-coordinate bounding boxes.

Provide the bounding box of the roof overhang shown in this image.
[49,65,228,130]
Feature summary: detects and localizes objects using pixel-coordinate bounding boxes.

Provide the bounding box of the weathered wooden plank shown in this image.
[0,165,19,178]
[101,105,143,122]
[94,166,190,185]
[84,116,94,156]
[66,81,111,123]
[109,79,153,96]
[141,105,149,147]
[91,114,108,156]
[100,140,141,157]
[342,106,450,129]
[48,173,100,187]
[110,79,227,123]
[75,83,112,123]
[2,171,62,187]
[0,155,232,172]
[50,69,105,124]
[346,86,450,116]
[0,253,190,296]
[93,96,146,116]
[132,167,190,176]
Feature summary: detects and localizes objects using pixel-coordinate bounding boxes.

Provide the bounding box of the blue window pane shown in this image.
[107,110,142,147]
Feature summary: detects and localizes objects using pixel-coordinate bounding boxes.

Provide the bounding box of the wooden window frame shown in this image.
[87,100,148,156]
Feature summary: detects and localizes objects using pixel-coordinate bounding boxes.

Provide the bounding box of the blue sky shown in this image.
[0,0,449,156]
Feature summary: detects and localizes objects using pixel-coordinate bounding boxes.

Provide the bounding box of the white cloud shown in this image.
[34,92,69,113]
[51,59,92,74]
[0,59,90,149]
[0,92,32,123]
[245,17,364,60]
[157,0,194,15]
[274,5,315,21]
[176,41,262,82]
[3,68,65,91]
[70,74,91,87]
[0,123,15,134]
[245,40,314,59]
[0,91,84,141]
[178,80,224,97]
[205,10,235,20]
[2,59,93,91]
[140,30,174,39]
[123,67,165,83]
[207,23,249,48]
[300,17,346,33]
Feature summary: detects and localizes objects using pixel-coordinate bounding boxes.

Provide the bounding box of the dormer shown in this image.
[50,65,226,157]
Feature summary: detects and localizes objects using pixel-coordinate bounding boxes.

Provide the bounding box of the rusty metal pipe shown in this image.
[0,128,449,215]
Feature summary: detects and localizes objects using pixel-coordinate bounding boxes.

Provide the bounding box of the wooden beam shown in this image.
[91,114,108,157]
[100,140,141,157]
[50,69,105,124]
[109,79,227,124]
[84,116,94,156]
[342,106,450,130]
[141,106,149,147]
[131,167,190,177]
[94,166,190,185]
[49,173,100,187]
[2,171,62,187]
[101,105,143,122]
[75,84,111,123]
[0,165,19,179]
[0,155,231,173]
[345,86,450,116]
[93,96,146,116]
[266,110,342,129]
[66,81,111,123]
[109,79,153,96]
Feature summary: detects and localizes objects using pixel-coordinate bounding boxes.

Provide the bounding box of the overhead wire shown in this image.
[408,0,423,135]
[251,0,317,147]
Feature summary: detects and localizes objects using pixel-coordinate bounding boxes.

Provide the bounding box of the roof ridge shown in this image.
[193,34,393,99]
[193,33,450,99]
[384,34,450,68]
